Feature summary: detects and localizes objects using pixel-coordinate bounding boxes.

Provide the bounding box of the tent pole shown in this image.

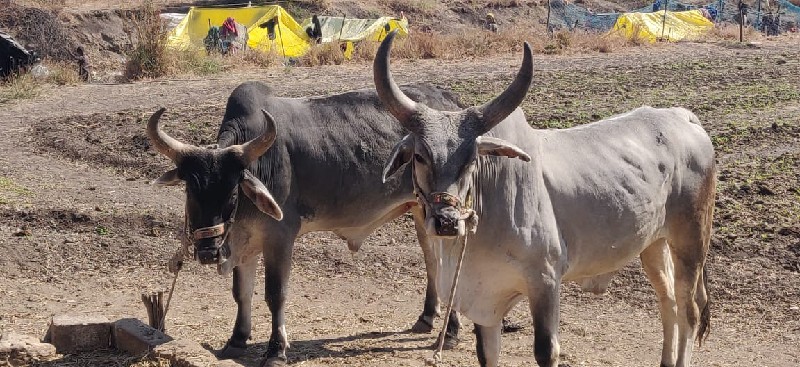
[275,15,286,60]
[660,0,669,41]
[739,4,744,42]
[756,0,762,30]
[338,13,346,41]
[546,0,552,34]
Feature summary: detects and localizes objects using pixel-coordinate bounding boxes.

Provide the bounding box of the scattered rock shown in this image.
[152,339,239,367]
[12,227,31,237]
[113,318,172,355]
[756,185,775,196]
[0,332,58,366]
[45,314,112,353]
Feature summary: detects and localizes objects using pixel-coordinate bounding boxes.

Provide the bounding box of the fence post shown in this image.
[756,0,762,30]
[739,6,744,41]
[546,0,552,34]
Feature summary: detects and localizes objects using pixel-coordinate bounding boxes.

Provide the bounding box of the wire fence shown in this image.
[548,0,800,33]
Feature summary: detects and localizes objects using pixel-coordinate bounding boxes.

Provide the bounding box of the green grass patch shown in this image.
[0,176,32,204]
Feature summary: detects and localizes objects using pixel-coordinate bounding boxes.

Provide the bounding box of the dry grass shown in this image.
[298,42,347,66]
[0,72,40,103]
[43,61,82,85]
[0,2,77,62]
[706,23,764,42]
[123,0,170,80]
[379,0,439,16]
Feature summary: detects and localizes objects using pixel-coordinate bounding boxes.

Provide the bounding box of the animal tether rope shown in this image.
[431,229,470,365]
[412,165,478,365]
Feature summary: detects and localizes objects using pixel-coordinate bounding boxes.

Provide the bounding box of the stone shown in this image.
[45,314,112,353]
[152,339,240,367]
[0,332,58,366]
[113,318,172,355]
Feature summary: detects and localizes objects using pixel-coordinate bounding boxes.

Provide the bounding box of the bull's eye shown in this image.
[414,153,426,165]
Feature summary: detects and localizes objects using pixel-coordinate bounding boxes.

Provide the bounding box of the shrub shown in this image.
[299,42,346,66]
[44,61,81,85]
[123,1,170,80]
[0,72,40,103]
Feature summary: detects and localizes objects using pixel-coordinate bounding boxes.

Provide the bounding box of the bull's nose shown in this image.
[434,215,458,237]
[195,238,227,264]
[196,249,219,264]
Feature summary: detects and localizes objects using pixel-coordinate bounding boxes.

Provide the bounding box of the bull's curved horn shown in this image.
[238,109,278,164]
[374,30,418,130]
[477,42,533,133]
[146,107,190,163]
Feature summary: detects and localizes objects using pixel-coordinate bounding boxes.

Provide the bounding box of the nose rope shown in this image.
[172,190,240,267]
[411,173,478,365]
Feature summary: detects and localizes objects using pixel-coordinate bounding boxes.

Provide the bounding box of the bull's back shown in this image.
[535,107,714,277]
[219,81,463,227]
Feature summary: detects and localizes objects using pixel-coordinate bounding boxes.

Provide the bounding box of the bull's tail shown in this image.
[696,265,711,347]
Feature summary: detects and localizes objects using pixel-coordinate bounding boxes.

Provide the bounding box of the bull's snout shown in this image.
[433,214,459,237]
[194,238,229,264]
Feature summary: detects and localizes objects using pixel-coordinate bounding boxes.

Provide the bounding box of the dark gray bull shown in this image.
[378,31,715,367]
[147,82,468,366]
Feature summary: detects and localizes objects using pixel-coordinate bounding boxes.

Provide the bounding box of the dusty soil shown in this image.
[1,21,799,367]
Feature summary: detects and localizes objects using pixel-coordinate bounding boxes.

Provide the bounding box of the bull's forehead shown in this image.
[414,109,479,181]
[179,150,243,191]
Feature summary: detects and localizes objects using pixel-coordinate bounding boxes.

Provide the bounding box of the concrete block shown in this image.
[45,314,111,353]
[152,339,240,367]
[0,332,58,366]
[113,318,172,355]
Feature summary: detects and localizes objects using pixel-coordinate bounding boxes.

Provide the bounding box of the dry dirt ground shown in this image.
[1,39,799,366]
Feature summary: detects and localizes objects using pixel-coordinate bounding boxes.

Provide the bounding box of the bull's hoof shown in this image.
[259,356,288,367]
[501,318,524,333]
[411,315,434,333]
[216,341,247,359]
[432,333,459,350]
[442,335,459,350]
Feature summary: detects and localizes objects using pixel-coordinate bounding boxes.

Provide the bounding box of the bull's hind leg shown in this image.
[668,174,715,367]
[641,239,678,367]
[218,256,259,359]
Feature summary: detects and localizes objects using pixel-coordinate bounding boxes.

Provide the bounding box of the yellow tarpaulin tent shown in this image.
[167,5,309,57]
[611,10,714,42]
[167,6,409,58]
[299,16,409,43]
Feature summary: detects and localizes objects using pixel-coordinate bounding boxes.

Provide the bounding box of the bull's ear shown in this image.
[476,136,531,162]
[240,170,283,221]
[152,168,182,186]
[382,134,414,183]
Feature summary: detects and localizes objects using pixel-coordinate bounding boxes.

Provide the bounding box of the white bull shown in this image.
[377,31,715,367]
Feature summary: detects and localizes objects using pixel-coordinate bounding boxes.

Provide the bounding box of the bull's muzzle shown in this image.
[195,237,231,264]
[433,214,459,237]
[192,224,231,265]
[431,206,464,238]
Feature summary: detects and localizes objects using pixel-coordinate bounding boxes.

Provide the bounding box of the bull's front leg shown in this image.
[218,257,259,359]
[474,323,502,367]
[411,207,462,350]
[411,206,441,334]
[261,236,294,367]
[529,275,561,367]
